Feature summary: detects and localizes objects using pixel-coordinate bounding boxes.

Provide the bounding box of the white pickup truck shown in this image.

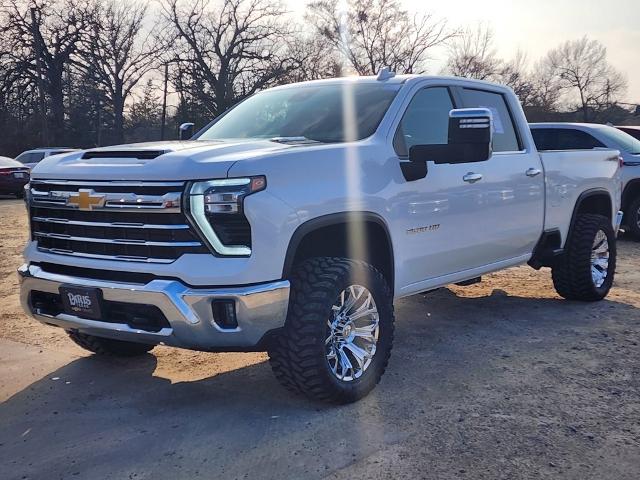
[19,74,623,403]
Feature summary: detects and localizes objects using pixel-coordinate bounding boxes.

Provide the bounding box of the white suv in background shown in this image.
[15,148,79,170]
[530,123,640,239]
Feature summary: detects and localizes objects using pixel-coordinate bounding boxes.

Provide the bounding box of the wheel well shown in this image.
[575,191,613,220]
[565,190,613,247]
[622,180,640,211]
[283,213,395,294]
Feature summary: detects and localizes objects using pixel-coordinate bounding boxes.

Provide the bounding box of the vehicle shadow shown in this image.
[1,289,639,480]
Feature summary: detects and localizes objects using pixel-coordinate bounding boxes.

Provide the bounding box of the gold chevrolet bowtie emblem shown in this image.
[67,190,106,211]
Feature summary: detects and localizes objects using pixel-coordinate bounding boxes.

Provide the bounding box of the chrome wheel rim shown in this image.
[591,230,610,288]
[326,285,379,382]
[636,206,640,230]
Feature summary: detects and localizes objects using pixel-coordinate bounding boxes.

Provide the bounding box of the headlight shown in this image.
[187,176,266,256]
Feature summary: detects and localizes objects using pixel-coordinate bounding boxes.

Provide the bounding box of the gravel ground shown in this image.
[1,197,639,480]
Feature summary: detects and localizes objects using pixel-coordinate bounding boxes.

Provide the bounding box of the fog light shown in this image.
[211,300,238,329]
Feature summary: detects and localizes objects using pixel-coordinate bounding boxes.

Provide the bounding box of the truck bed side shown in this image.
[539,149,622,247]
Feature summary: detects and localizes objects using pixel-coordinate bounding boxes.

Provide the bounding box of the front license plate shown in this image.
[59,285,103,320]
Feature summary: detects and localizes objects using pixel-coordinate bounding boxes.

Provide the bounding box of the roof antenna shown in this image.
[377,66,396,81]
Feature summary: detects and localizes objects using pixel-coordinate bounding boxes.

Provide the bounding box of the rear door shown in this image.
[457,87,545,262]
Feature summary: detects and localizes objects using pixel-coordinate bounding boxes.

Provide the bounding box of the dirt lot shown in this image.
[1,197,639,480]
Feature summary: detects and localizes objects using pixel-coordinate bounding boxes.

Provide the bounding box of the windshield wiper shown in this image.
[269,136,323,144]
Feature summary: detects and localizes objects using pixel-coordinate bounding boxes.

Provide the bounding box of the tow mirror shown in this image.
[409,108,493,165]
[179,122,195,140]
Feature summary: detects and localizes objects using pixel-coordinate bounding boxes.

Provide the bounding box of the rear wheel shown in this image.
[625,196,640,240]
[68,331,155,357]
[268,257,395,403]
[551,214,616,301]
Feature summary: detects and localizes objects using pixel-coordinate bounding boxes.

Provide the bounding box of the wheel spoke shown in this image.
[342,286,363,315]
[343,342,369,368]
[593,242,609,255]
[338,348,353,379]
[353,324,378,342]
[593,258,608,270]
[349,306,377,322]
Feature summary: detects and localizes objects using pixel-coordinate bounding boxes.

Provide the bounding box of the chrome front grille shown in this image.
[29,180,208,263]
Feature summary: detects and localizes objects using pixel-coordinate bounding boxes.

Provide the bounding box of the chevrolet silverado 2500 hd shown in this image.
[19,75,623,403]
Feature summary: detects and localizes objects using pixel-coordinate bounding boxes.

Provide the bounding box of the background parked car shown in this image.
[0,157,30,198]
[530,123,640,239]
[15,147,79,170]
[617,126,640,141]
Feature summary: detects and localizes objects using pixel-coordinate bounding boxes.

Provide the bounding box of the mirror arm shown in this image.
[400,160,428,182]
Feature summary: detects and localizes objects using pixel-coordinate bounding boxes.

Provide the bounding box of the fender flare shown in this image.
[282,211,395,285]
[566,188,613,246]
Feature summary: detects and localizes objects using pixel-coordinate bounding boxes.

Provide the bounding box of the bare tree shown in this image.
[2,0,93,143]
[307,0,455,75]
[444,24,501,80]
[159,0,300,117]
[82,1,159,143]
[543,37,627,121]
[284,33,343,83]
[527,58,563,113]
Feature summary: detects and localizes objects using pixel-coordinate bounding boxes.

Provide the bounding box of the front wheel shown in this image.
[268,257,395,403]
[552,214,617,301]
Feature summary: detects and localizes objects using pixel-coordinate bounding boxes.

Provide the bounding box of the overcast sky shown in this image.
[288,0,640,104]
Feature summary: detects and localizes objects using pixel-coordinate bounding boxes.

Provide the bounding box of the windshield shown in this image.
[197,83,401,143]
[599,126,640,155]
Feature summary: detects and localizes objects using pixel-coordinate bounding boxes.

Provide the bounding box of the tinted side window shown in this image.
[532,129,606,150]
[531,129,554,150]
[460,89,520,152]
[32,152,45,162]
[394,87,454,157]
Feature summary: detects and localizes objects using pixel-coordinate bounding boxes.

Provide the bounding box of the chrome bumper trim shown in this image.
[18,264,290,350]
[33,231,201,248]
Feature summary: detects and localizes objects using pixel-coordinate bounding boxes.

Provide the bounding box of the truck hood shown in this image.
[30,140,299,181]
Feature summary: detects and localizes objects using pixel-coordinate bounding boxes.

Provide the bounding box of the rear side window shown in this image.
[31,152,45,162]
[394,87,454,157]
[532,129,605,151]
[460,89,520,152]
[18,152,45,163]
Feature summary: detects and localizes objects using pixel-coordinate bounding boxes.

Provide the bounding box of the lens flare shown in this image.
[337,2,369,282]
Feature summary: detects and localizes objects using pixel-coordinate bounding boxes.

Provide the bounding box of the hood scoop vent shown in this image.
[82,150,169,160]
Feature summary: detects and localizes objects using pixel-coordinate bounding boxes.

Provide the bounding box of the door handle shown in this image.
[463,172,483,183]
[526,168,542,177]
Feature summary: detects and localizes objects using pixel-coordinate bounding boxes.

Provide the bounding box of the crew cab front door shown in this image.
[390,85,544,294]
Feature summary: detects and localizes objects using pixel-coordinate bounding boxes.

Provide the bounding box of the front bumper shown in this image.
[18,264,290,351]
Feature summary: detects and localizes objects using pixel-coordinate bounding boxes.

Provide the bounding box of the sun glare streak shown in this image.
[337,4,383,438]
[336,1,367,267]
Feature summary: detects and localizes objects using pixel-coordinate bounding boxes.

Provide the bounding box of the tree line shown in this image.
[0,0,636,157]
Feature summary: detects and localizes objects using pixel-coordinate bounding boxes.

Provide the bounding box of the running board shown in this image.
[455,277,482,287]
